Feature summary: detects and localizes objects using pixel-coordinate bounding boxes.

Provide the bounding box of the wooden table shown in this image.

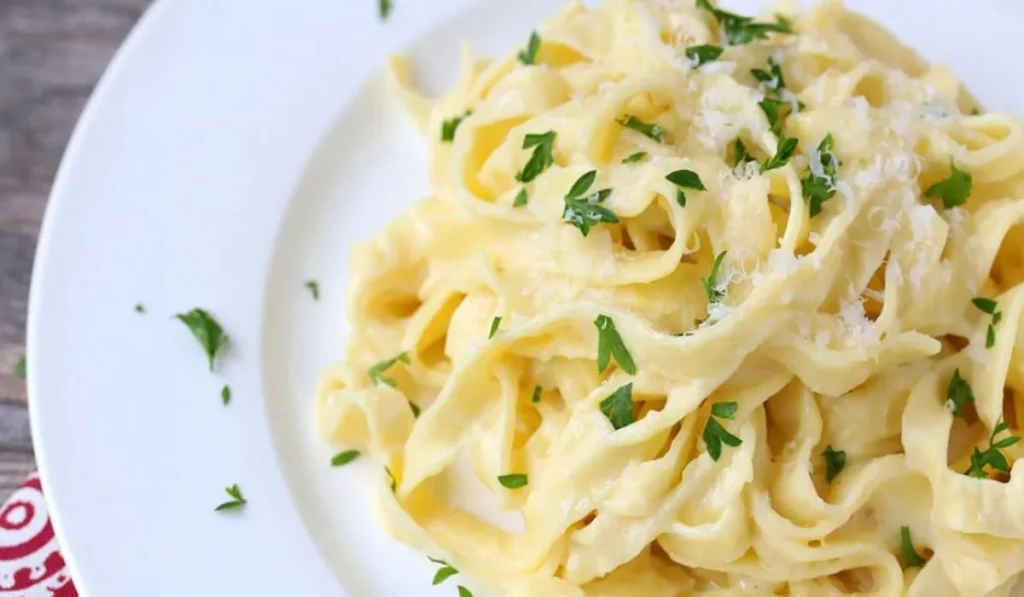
[0,0,148,500]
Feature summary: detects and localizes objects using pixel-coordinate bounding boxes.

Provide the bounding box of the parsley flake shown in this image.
[385,466,397,493]
[758,99,785,136]
[428,557,459,585]
[134,303,145,314]
[594,315,637,374]
[973,297,1002,349]
[331,449,360,467]
[513,188,529,207]
[175,308,229,372]
[600,383,635,430]
[368,352,410,388]
[965,416,1020,479]
[751,56,785,91]
[925,159,972,209]
[518,31,541,65]
[666,169,706,208]
[562,170,618,236]
[801,133,839,217]
[441,111,471,143]
[409,400,421,418]
[305,280,320,301]
[214,484,247,512]
[685,44,724,67]
[701,251,728,305]
[761,136,798,172]
[378,0,393,21]
[221,385,231,406]
[458,586,473,597]
[489,316,501,339]
[14,356,25,380]
[498,473,528,489]
[972,297,998,314]
[516,131,556,183]
[945,368,974,419]
[822,445,846,483]
[696,0,793,46]
[900,526,927,568]
[532,385,543,403]
[703,401,742,461]
[732,138,754,168]
[622,151,649,164]
[617,115,666,143]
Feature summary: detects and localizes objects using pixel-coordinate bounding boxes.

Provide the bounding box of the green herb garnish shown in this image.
[409,400,421,418]
[665,169,706,207]
[926,159,972,209]
[732,138,754,168]
[14,356,25,380]
[594,315,637,374]
[331,450,360,467]
[622,151,649,164]
[221,385,231,406]
[134,303,145,314]
[488,316,501,339]
[761,137,798,172]
[617,115,665,143]
[513,188,529,207]
[532,385,543,403]
[516,131,556,183]
[562,170,617,236]
[498,474,528,489]
[801,133,839,217]
[972,297,1002,349]
[685,44,724,67]
[214,484,247,512]
[703,401,742,461]
[458,587,473,597]
[900,526,927,568]
[751,56,785,91]
[701,251,728,304]
[441,111,470,143]
[696,0,793,46]
[945,368,974,419]
[965,416,1020,479]
[175,308,229,372]
[518,31,541,65]
[822,445,846,483]
[428,557,459,585]
[600,383,635,430]
[379,0,393,21]
[385,466,397,493]
[368,352,411,388]
[758,99,785,136]
[305,280,320,301]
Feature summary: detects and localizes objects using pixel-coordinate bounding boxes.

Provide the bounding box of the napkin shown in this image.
[0,473,77,596]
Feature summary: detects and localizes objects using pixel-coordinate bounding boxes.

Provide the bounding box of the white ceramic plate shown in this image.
[25,0,1024,595]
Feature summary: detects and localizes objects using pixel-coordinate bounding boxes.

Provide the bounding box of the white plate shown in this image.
[25,0,1024,595]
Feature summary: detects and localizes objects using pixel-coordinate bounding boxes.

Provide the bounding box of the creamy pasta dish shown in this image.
[317,1,1024,595]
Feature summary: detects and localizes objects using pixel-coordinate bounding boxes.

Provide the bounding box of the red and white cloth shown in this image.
[0,474,76,596]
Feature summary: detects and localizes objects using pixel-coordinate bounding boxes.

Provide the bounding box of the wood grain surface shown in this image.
[0,0,148,501]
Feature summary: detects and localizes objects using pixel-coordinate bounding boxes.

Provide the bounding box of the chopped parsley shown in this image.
[441,111,471,143]
[14,356,25,380]
[751,56,786,91]
[899,526,927,568]
[732,138,754,168]
[600,383,635,430]
[498,474,528,489]
[532,385,543,403]
[665,169,706,207]
[761,136,798,172]
[368,352,410,388]
[801,133,839,217]
[965,416,1020,479]
[385,466,397,493]
[703,401,742,461]
[622,151,649,164]
[758,99,785,136]
[972,297,1002,349]
[488,316,501,339]
[221,385,231,406]
[428,557,459,585]
[305,280,320,301]
[685,44,724,67]
[617,115,666,143]
[175,308,229,372]
[594,315,637,375]
[562,170,617,236]
[331,449,360,467]
[696,0,793,46]
[378,0,393,21]
[214,484,247,512]
[945,368,974,419]
[134,303,145,314]
[458,587,473,597]
[822,445,846,483]
[925,159,972,209]
[518,31,541,65]
[516,131,556,183]
[409,400,421,418]
[701,250,728,305]
[513,188,529,207]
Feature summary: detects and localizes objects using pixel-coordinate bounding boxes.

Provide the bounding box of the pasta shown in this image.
[316,0,1024,594]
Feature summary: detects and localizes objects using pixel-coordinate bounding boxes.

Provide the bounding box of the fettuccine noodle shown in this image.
[317,1,1024,595]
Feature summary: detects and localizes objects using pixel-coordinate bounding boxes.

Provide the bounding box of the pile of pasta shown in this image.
[317,1,1024,595]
